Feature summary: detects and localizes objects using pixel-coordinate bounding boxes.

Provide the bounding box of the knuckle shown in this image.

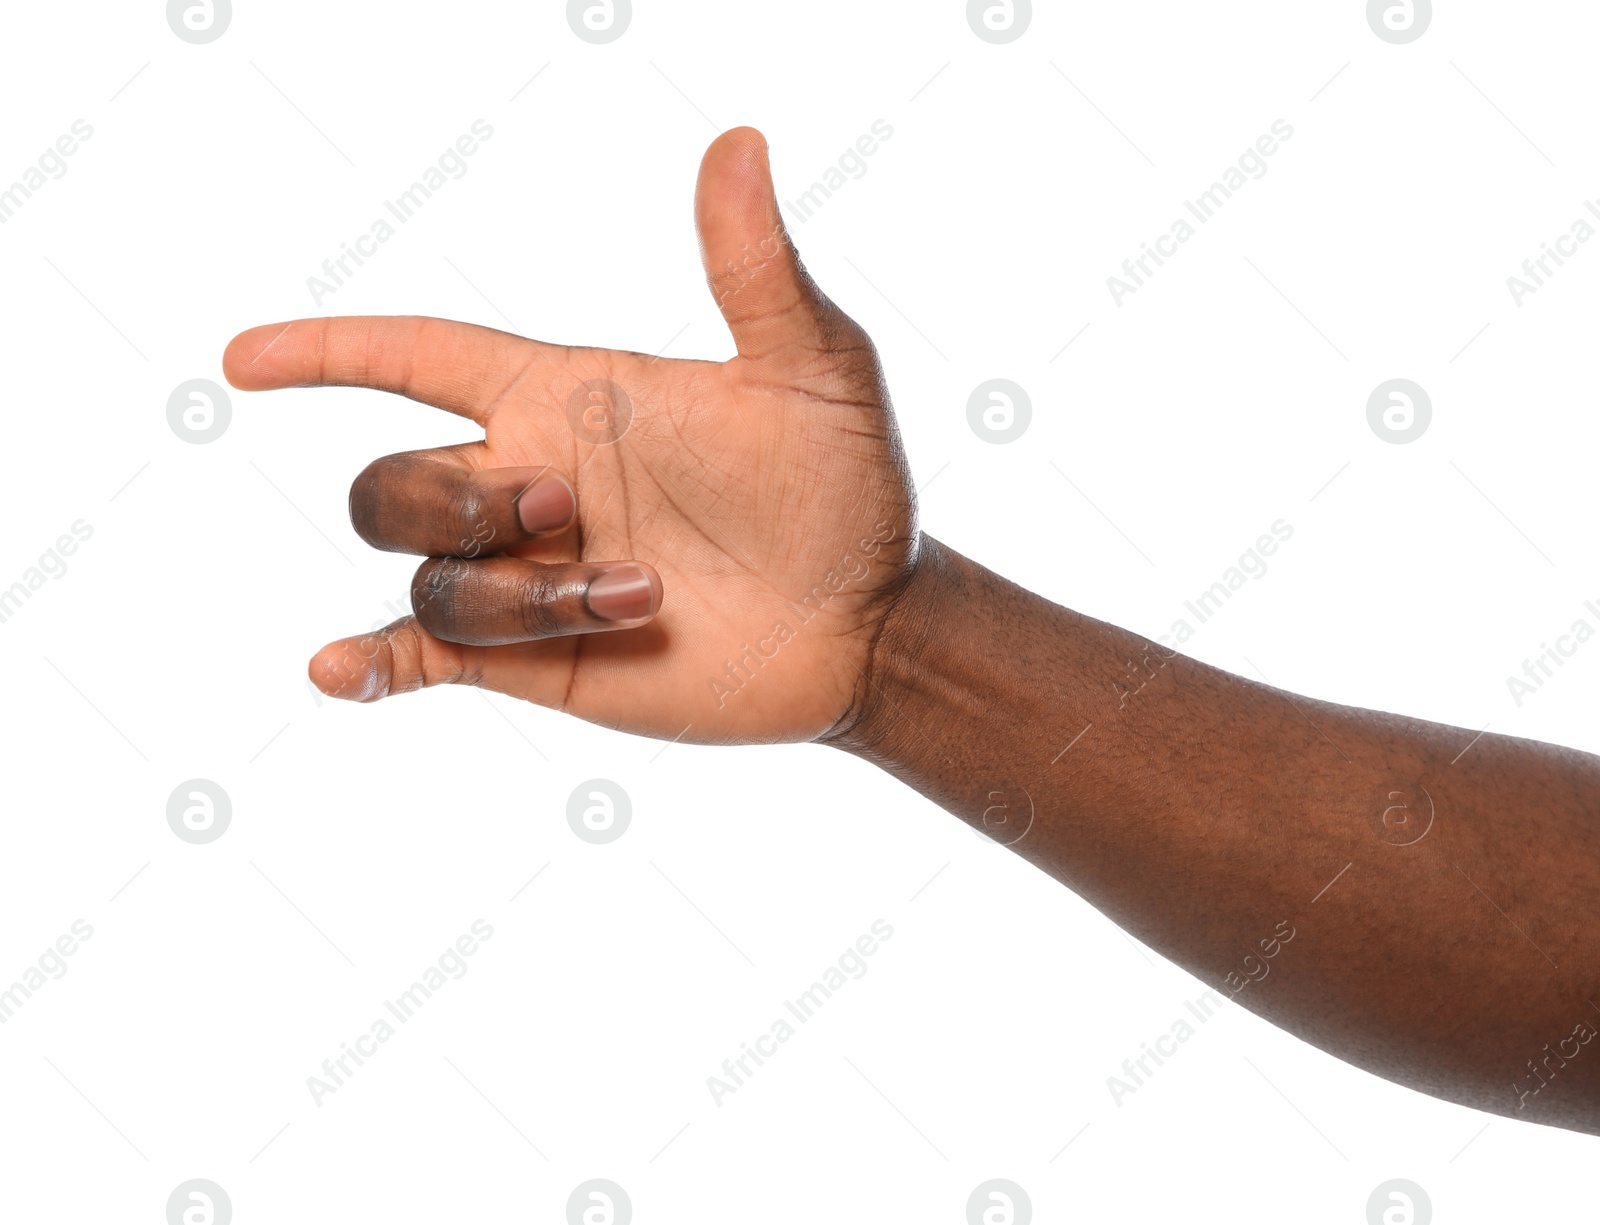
[350,453,499,557]
[514,570,565,639]
[445,480,505,556]
[381,621,425,696]
[445,484,489,541]
[396,618,479,691]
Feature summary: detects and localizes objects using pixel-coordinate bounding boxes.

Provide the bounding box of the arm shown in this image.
[224,125,1600,1136]
[828,534,1600,1133]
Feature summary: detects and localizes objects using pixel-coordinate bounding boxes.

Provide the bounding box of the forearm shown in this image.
[830,534,1600,1132]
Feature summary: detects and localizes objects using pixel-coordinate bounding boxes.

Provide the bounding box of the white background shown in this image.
[1,1,1596,1221]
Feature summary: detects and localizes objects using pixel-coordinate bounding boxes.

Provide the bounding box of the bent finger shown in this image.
[411,556,663,647]
[350,448,576,556]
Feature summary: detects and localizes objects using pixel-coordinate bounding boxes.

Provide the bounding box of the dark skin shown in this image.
[224,127,1600,1135]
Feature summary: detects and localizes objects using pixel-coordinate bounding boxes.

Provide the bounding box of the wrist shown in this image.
[820,533,1072,823]
[820,531,955,760]
[818,533,1150,831]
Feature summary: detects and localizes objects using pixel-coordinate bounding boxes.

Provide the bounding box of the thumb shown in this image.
[695,127,858,365]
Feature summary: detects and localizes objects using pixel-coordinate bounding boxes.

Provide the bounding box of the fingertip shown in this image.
[222,321,297,390]
[696,126,776,220]
[309,638,389,703]
[710,125,768,162]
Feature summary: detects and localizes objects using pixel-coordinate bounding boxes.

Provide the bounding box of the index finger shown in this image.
[222,315,552,424]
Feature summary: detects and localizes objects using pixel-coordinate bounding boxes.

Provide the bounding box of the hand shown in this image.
[223,128,919,744]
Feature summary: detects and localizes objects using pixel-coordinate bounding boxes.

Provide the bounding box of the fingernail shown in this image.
[516,475,576,535]
[587,565,659,622]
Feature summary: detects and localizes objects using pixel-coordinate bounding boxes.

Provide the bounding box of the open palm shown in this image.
[224,128,919,744]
